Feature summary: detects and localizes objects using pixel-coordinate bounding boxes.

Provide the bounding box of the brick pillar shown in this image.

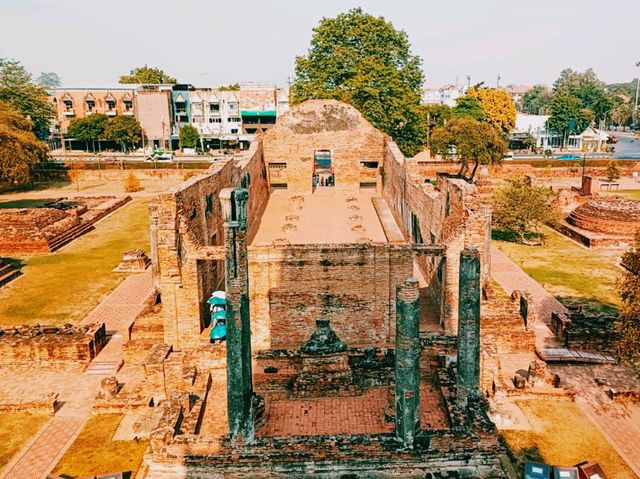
[220,187,254,444]
[395,277,421,447]
[149,205,160,290]
[457,247,481,408]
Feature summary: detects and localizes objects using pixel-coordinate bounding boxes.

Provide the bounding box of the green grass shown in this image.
[502,400,634,479]
[0,199,150,326]
[602,189,640,200]
[52,414,148,478]
[0,413,50,471]
[495,226,622,314]
[0,198,57,209]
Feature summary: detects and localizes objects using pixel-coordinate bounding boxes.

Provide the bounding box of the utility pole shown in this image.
[466,75,471,89]
[635,61,640,115]
[496,74,501,89]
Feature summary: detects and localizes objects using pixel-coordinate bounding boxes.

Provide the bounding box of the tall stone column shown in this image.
[456,246,481,408]
[220,188,254,444]
[395,277,421,447]
[149,204,160,290]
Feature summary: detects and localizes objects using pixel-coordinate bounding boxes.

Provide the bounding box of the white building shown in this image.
[513,113,562,148]
[422,84,466,107]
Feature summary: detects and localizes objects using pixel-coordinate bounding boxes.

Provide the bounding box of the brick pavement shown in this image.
[1,271,154,479]
[260,384,448,437]
[79,269,154,333]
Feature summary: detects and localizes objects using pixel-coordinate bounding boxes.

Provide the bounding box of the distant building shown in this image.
[512,113,562,149]
[503,85,533,105]
[422,84,466,107]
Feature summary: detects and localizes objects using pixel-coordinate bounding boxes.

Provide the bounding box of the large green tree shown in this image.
[291,8,426,157]
[0,59,55,139]
[67,113,109,151]
[179,125,200,149]
[0,100,48,184]
[452,95,485,121]
[424,104,451,147]
[104,116,142,151]
[430,117,507,180]
[493,177,559,245]
[617,231,640,362]
[521,85,553,115]
[548,69,613,139]
[119,65,177,84]
[36,72,61,90]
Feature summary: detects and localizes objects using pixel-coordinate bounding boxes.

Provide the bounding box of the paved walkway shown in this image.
[79,269,154,333]
[1,270,154,479]
[491,246,567,350]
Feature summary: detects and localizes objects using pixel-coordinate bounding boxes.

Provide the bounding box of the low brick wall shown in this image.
[0,323,107,370]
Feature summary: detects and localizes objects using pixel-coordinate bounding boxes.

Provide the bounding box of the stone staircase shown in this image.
[0,259,21,287]
[47,222,95,252]
[85,334,124,376]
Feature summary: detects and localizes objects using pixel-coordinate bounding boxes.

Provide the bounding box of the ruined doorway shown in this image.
[313,149,334,189]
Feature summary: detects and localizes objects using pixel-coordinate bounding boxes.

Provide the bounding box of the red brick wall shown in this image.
[248,243,412,350]
[262,100,386,195]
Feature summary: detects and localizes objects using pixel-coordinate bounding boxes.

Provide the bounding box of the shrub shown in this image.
[123,172,142,192]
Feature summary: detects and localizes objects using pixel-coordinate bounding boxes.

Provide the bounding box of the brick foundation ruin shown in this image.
[559,196,640,248]
[0,195,131,253]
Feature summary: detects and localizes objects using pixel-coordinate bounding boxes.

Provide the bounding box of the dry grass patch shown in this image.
[52,414,148,478]
[501,399,633,479]
[0,412,49,471]
[0,199,150,326]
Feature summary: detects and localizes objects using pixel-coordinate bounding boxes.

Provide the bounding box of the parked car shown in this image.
[145,150,174,162]
[555,154,582,160]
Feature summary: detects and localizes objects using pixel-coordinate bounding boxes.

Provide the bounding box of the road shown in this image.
[612,132,640,159]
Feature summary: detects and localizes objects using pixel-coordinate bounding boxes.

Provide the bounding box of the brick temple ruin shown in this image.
[0,196,131,253]
[108,100,505,478]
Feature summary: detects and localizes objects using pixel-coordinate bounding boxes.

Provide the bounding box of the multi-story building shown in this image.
[422,84,466,107]
[51,85,137,133]
[50,83,290,151]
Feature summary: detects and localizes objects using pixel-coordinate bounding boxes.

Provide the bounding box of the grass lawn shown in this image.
[501,400,634,479]
[602,189,640,201]
[0,413,50,471]
[495,226,622,314]
[0,199,150,326]
[52,414,148,478]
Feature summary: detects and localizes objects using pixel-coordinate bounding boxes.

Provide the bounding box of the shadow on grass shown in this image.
[0,198,57,209]
[492,229,547,244]
[500,435,544,478]
[0,257,25,270]
[0,179,72,195]
[557,296,619,316]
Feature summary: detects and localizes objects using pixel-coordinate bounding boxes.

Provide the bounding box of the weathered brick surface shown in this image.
[249,243,412,350]
[566,197,640,237]
[0,323,106,369]
[262,100,386,195]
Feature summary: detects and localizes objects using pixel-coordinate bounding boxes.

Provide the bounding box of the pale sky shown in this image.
[1,0,639,89]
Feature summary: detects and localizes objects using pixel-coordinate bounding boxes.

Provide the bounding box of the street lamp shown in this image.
[635,61,640,113]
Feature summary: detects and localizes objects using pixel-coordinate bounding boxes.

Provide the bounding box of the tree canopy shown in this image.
[466,87,516,133]
[429,117,507,180]
[119,65,176,84]
[291,8,426,157]
[452,95,485,121]
[67,113,109,142]
[0,100,48,184]
[493,177,559,245]
[617,231,640,363]
[104,116,142,151]
[36,72,61,90]
[521,85,553,115]
[179,125,200,149]
[0,59,55,139]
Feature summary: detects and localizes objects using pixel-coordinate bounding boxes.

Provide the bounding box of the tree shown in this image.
[123,172,143,192]
[36,72,61,90]
[521,85,553,115]
[452,95,485,121]
[547,90,593,143]
[67,113,109,150]
[605,160,621,182]
[493,177,559,244]
[0,100,48,184]
[179,125,200,149]
[0,59,55,139]
[430,117,507,180]
[291,8,427,157]
[611,103,634,130]
[104,116,142,151]
[551,68,613,125]
[467,87,516,133]
[219,83,240,91]
[424,104,451,147]
[617,231,640,362]
[119,65,176,84]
